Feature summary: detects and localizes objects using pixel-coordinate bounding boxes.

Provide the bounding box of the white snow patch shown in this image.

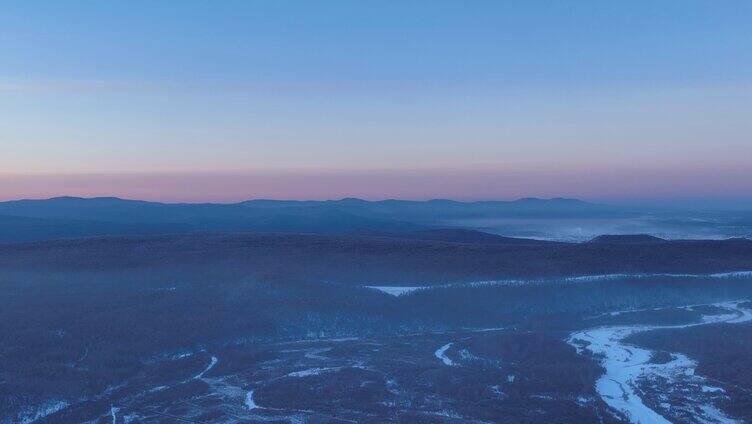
[286,367,339,377]
[304,347,331,360]
[490,385,504,397]
[709,271,752,279]
[433,409,463,418]
[697,404,739,424]
[173,351,194,360]
[458,348,479,361]
[386,378,401,395]
[244,390,258,410]
[363,271,752,296]
[435,343,455,366]
[194,355,218,379]
[564,271,752,283]
[146,286,177,292]
[122,413,140,423]
[531,394,554,400]
[366,286,425,296]
[17,400,69,424]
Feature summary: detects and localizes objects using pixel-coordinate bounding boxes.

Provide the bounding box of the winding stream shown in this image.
[569,301,752,424]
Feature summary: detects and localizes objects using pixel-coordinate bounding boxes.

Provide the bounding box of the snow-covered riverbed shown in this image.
[569,301,752,424]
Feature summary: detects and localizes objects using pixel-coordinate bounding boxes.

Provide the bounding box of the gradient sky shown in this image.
[1,1,751,203]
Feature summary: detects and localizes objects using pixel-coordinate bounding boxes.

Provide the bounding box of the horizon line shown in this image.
[0,194,591,205]
[2,195,752,212]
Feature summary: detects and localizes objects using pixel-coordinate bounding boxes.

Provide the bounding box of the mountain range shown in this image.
[0,196,621,242]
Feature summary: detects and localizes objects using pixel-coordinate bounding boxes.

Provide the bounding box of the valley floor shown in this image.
[17,301,752,424]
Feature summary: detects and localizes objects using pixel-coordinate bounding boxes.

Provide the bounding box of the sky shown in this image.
[1,1,751,203]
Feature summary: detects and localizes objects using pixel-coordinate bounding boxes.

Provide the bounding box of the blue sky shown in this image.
[1,1,751,202]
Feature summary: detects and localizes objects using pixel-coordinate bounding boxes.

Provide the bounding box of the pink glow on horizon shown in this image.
[1,167,751,203]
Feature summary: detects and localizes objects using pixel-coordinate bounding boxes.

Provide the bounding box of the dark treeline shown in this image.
[398,278,752,329]
[2,232,752,285]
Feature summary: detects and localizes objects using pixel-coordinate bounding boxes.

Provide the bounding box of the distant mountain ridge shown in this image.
[4,195,599,208]
[0,196,621,242]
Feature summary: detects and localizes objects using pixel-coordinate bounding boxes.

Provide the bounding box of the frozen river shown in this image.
[568,301,752,423]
